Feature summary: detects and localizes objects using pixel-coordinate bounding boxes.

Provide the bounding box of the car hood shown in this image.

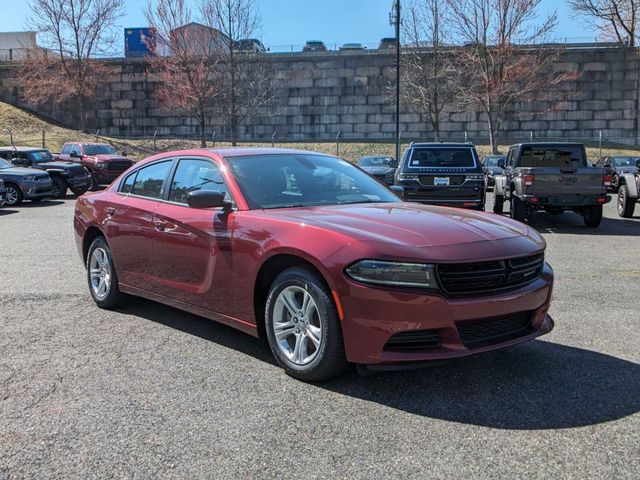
[270,202,532,248]
[614,166,638,174]
[92,155,130,162]
[0,167,43,176]
[39,161,81,169]
[361,166,395,175]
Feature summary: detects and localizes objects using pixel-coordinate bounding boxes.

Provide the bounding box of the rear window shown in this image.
[406,148,476,168]
[520,146,586,168]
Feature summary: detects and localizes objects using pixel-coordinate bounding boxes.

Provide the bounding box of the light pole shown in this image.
[390,0,401,162]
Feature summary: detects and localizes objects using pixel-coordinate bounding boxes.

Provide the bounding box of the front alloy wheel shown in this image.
[265,267,347,381]
[4,184,22,206]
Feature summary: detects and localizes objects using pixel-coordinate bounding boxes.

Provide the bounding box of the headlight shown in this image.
[22,175,36,181]
[96,163,108,170]
[345,260,438,289]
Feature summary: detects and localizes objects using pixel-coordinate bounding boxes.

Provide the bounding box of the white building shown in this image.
[0,31,37,61]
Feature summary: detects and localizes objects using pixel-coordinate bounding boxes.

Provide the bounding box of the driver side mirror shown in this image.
[70,151,81,158]
[121,151,127,157]
[187,190,230,209]
[497,158,506,169]
[389,160,398,168]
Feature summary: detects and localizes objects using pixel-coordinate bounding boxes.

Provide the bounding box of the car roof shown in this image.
[410,142,475,148]
[0,146,47,152]
[512,142,584,147]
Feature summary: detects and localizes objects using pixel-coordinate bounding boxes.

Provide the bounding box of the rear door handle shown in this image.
[155,221,167,232]
[106,207,116,216]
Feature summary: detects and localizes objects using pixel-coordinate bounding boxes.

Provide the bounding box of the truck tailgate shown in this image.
[528,168,605,196]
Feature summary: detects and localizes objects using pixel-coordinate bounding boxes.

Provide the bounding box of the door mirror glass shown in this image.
[388,160,398,168]
[497,158,506,169]
[121,151,128,157]
[70,151,81,158]
[187,190,228,209]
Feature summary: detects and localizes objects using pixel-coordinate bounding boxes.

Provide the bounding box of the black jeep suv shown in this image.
[0,147,92,198]
[393,143,486,210]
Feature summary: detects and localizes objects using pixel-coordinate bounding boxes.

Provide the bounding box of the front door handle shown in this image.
[106,207,116,216]
[155,221,167,232]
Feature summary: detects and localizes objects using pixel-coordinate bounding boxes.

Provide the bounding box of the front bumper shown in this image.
[67,173,93,189]
[22,179,54,199]
[398,182,485,207]
[337,263,554,365]
[93,170,125,185]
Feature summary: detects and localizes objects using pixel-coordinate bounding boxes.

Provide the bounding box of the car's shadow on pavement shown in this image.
[123,299,640,431]
[19,199,66,208]
[0,208,18,216]
[321,340,640,430]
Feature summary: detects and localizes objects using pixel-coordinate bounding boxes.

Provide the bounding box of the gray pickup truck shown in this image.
[616,159,640,217]
[493,142,610,227]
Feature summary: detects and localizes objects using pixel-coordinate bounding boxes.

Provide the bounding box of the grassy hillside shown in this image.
[1,101,638,163]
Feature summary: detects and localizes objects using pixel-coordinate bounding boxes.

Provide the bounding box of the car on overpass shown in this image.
[75,148,555,381]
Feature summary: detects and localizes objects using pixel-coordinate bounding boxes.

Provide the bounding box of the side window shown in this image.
[61,144,71,155]
[120,170,137,194]
[168,158,229,204]
[0,151,9,160]
[69,145,80,156]
[130,161,172,199]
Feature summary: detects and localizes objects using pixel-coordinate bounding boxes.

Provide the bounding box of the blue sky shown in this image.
[5,0,589,52]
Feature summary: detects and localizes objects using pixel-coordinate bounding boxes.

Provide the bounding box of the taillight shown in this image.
[603,175,612,186]
[523,174,535,186]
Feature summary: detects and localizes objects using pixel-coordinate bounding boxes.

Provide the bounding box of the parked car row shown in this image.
[0,142,133,206]
[355,141,633,227]
[302,38,398,53]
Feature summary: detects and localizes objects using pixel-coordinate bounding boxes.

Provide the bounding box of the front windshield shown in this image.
[359,157,392,167]
[613,157,638,167]
[0,158,13,169]
[28,150,53,163]
[227,154,401,209]
[484,157,504,167]
[83,144,116,155]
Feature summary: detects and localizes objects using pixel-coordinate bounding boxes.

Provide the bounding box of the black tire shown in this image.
[583,204,603,228]
[50,176,68,199]
[265,266,347,382]
[71,186,90,196]
[86,237,128,309]
[89,174,100,191]
[493,194,504,214]
[4,183,23,206]
[510,195,526,222]
[617,184,636,218]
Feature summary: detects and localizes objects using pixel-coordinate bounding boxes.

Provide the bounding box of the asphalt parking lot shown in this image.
[1,196,639,479]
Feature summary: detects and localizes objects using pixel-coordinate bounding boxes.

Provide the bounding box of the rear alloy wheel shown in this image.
[87,237,127,309]
[265,267,347,381]
[51,176,68,199]
[510,195,526,222]
[617,185,635,218]
[493,194,504,214]
[4,183,23,206]
[583,204,603,228]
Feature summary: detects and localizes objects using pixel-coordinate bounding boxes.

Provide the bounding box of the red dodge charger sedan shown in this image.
[74,148,554,381]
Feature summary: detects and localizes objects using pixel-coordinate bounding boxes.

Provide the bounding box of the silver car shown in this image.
[0,158,53,206]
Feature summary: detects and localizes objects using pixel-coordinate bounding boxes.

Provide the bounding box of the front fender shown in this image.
[620,173,639,197]
[494,175,507,195]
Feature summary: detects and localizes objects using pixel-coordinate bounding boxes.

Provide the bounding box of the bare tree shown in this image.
[20,0,125,131]
[448,0,580,153]
[203,0,276,145]
[569,0,638,46]
[145,0,225,147]
[402,0,456,141]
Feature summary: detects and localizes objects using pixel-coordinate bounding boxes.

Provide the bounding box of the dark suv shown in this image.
[394,143,486,209]
[594,156,639,191]
[0,147,92,198]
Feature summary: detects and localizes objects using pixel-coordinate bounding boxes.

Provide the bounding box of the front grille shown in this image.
[457,311,533,348]
[437,253,544,294]
[418,175,466,186]
[70,166,86,177]
[107,160,133,172]
[384,329,442,351]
